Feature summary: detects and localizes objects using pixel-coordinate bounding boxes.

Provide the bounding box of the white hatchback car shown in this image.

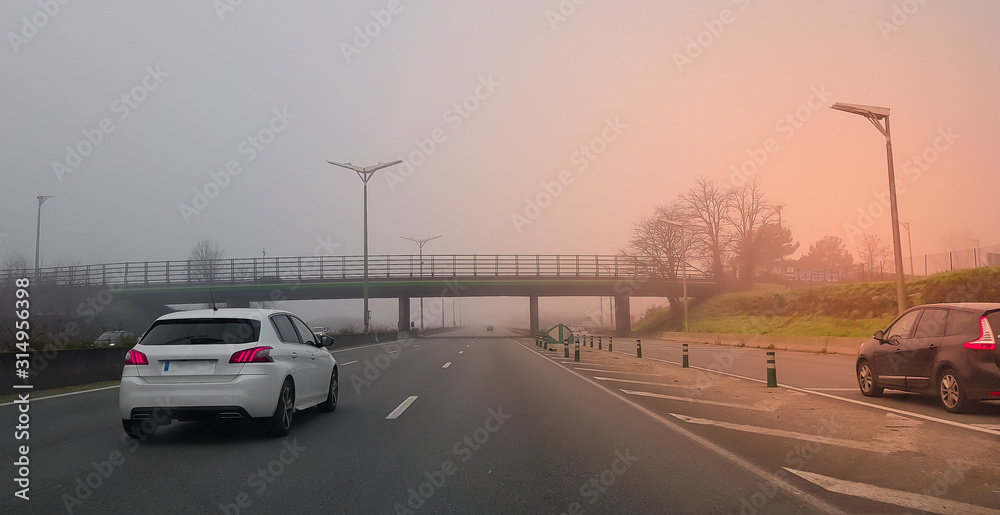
[119,308,338,438]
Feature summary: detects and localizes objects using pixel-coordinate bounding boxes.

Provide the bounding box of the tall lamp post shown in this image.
[900,222,914,276]
[328,160,403,332]
[34,195,56,281]
[831,102,906,315]
[660,219,688,332]
[401,235,441,330]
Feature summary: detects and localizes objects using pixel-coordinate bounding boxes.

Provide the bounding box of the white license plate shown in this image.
[162,360,216,375]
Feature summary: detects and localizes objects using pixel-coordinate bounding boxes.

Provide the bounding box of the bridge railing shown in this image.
[7,254,709,288]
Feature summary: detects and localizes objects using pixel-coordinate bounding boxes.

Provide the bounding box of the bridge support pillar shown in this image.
[614,294,630,337]
[398,296,411,335]
[529,295,539,335]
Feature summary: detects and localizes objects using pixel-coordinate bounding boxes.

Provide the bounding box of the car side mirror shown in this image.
[873,330,884,341]
[319,335,334,348]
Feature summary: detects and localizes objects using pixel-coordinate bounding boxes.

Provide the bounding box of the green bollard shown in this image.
[564,341,569,358]
[544,338,548,350]
[608,336,613,352]
[590,336,594,348]
[766,351,777,387]
[636,339,642,358]
[574,339,580,362]
[682,343,689,368]
[598,336,602,350]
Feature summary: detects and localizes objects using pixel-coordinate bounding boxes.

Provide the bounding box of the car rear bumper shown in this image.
[119,373,282,420]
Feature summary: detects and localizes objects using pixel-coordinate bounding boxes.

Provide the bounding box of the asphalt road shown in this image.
[1,327,997,514]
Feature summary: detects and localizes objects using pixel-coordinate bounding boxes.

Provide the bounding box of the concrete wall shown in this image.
[0,348,128,396]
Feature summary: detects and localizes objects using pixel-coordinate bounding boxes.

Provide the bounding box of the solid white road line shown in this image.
[386,396,418,420]
[805,387,858,391]
[340,360,358,366]
[507,338,844,514]
[669,413,889,453]
[784,468,1000,515]
[443,362,452,368]
[971,423,1000,431]
[0,385,120,407]
[624,390,778,411]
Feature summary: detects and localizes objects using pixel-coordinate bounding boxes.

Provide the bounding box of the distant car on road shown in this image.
[94,330,135,348]
[486,325,494,332]
[856,302,1000,413]
[311,325,330,336]
[119,308,338,438]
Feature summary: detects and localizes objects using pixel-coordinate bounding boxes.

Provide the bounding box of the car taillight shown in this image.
[963,317,997,350]
[126,349,149,365]
[230,346,274,363]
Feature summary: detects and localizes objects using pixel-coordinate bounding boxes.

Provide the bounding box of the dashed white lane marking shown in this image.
[443,362,452,368]
[340,360,358,366]
[784,468,1000,515]
[459,351,464,354]
[624,390,778,411]
[386,396,418,419]
[669,413,889,453]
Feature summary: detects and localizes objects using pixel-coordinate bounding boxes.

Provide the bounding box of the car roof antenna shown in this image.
[209,288,218,311]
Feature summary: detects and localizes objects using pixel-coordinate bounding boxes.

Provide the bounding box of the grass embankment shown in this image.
[634,266,1000,338]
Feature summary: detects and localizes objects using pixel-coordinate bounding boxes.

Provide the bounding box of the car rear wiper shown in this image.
[187,337,228,344]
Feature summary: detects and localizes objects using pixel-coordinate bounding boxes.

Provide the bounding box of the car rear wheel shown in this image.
[939,368,972,414]
[264,379,295,437]
[317,369,338,413]
[857,361,883,397]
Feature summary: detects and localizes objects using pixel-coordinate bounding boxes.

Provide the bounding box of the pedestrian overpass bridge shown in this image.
[18,254,716,336]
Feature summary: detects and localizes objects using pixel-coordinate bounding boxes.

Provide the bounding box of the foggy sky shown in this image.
[2,1,999,325]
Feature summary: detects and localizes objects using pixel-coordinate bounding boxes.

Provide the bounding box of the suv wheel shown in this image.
[939,369,972,414]
[857,360,883,397]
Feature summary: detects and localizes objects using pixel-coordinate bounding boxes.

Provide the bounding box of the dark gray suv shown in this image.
[856,302,1000,413]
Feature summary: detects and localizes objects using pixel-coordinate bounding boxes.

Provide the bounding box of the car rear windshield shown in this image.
[139,318,261,345]
[987,311,1000,336]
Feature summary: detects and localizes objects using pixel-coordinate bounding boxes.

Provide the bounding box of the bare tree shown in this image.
[856,234,890,280]
[619,202,690,325]
[680,176,732,289]
[724,180,799,288]
[1,251,29,287]
[189,239,227,284]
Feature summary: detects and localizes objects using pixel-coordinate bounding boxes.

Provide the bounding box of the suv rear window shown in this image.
[945,310,981,337]
[140,318,261,345]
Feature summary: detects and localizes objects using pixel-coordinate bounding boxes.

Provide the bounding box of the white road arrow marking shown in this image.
[784,468,1000,515]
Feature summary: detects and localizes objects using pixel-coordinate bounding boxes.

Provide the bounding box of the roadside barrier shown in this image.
[682,343,689,368]
[636,339,642,358]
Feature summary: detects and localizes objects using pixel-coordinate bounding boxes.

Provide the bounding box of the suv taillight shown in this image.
[126,349,149,365]
[230,346,274,363]
[964,317,997,350]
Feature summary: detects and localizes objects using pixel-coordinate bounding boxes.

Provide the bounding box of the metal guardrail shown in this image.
[3,255,709,288]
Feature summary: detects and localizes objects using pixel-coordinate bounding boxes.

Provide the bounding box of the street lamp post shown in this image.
[831,102,907,315]
[328,160,403,333]
[901,222,914,276]
[34,195,56,281]
[660,219,688,332]
[401,235,441,330]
